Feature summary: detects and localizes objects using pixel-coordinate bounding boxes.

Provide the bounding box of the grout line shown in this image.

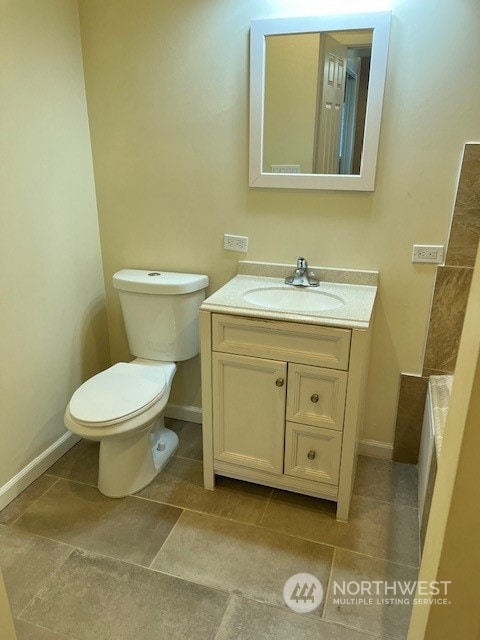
[257,488,274,526]
[146,510,186,569]
[321,546,336,620]
[173,454,203,463]
[7,476,62,528]
[43,474,98,488]
[14,619,76,640]
[352,488,419,510]
[142,496,270,528]
[16,546,75,621]
[212,594,234,640]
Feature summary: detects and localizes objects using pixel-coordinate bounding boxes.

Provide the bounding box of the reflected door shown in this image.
[313,35,347,174]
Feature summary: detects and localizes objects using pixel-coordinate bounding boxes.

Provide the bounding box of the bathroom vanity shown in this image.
[200,261,377,521]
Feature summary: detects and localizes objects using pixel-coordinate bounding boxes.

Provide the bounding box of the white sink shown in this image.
[243,286,345,312]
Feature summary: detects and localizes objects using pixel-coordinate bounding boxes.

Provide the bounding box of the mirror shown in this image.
[249,12,391,191]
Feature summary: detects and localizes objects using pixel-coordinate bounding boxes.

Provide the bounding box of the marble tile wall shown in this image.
[393,144,480,463]
[392,375,428,465]
[445,144,480,268]
[422,266,474,375]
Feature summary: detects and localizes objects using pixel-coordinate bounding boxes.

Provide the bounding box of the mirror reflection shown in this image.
[263,30,373,176]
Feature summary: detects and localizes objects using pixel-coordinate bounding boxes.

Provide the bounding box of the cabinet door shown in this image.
[212,352,286,474]
[284,422,342,485]
[286,363,347,431]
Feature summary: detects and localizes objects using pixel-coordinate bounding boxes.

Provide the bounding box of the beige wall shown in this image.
[0,0,110,487]
[78,0,480,445]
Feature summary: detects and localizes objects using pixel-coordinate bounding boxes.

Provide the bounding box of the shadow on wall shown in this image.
[393,143,480,464]
[77,295,111,383]
[16,297,110,479]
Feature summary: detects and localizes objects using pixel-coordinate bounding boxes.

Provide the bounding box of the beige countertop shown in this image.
[201,270,377,330]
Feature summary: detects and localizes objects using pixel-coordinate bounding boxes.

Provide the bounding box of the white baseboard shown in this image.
[165,403,202,424]
[0,432,80,511]
[163,405,394,461]
[358,439,393,460]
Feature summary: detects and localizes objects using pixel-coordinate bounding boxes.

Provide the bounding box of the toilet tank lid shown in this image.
[113,269,209,295]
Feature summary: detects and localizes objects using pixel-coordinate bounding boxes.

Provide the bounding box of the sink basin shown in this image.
[243,287,345,312]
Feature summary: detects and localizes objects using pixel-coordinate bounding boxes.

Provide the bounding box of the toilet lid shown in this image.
[69,363,167,424]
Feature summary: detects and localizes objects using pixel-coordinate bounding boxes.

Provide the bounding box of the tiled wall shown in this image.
[393,144,480,463]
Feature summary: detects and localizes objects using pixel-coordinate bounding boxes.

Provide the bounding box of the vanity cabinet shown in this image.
[200,311,372,522]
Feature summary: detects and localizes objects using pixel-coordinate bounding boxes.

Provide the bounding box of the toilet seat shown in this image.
[69,362,168,426]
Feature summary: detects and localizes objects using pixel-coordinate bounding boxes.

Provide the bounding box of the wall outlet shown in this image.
[224,234,249,253]
[412,244,445,264]
[271,164,301,174]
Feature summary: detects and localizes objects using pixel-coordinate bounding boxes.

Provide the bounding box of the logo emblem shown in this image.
[283,573,324,613]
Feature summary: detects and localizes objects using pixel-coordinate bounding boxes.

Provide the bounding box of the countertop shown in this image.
[201,271,377,330]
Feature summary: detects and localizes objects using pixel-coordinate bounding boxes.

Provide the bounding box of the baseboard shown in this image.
[358,439,394,460]
[165,403,202,424]
[0,432,80,511]
[163,406,393,460]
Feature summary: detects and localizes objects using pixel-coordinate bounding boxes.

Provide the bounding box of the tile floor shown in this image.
[0,419,419,640]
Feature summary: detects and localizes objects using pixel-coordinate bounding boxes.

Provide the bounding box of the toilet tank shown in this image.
[112,269,209,362]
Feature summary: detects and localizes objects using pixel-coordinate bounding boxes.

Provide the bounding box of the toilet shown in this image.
[64,269,208,498]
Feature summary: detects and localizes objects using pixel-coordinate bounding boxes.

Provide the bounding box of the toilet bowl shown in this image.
[65,360,177,497]
[64,269,208,498]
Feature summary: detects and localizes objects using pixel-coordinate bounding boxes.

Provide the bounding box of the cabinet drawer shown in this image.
[284,423,342,485]
[212,314,351,370]
[286,363,347,431]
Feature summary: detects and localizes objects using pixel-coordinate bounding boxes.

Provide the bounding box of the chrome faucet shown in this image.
[285,257,320,287]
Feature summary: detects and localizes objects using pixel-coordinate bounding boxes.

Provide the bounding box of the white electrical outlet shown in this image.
[224,234,249,253]
[271,164,301,174]
[412,244,445,264]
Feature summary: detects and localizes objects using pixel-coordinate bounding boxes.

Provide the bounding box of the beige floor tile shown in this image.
[324,548,417,639]
[260,491,419,567]
[12,479,181,567]
[0,476,59,526]
[137,457,271,525]
[354,457,418,507]
[0,526,72,617]
[15,619,74,640]
[21,548,228,640]
[151,510,333,611]
[47,441,99,486]
[165,418,203,460]
[215,595,385,640]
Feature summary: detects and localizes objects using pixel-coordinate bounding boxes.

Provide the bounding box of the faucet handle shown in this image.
[296,257,307,269]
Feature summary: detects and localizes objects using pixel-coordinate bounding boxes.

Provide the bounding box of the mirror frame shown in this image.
[249,12,391,191]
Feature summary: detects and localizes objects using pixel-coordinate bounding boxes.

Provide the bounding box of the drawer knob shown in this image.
[307,450,316,460]
[275,378,285,387]
[310,393,319,403]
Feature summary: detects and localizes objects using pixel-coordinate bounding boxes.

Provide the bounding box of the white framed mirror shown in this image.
[249,12,391,191]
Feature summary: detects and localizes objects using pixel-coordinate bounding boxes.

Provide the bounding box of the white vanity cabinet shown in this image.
[200,310,372,522]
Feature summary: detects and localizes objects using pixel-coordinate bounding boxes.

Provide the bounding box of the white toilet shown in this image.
[64,269,208,498]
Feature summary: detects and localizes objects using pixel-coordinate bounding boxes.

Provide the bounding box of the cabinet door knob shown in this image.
[275,378,285,387]
[310,393,319,403]
[307,450,316,460]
